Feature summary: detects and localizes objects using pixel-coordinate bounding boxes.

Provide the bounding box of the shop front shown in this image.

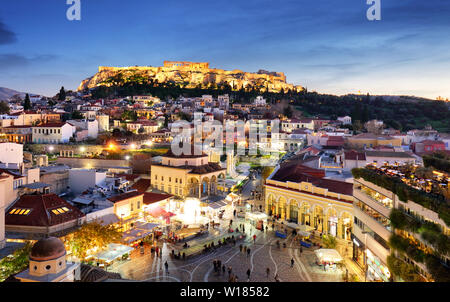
[351,234,365,269]
[366,249,391,282]
[289,204,298,224]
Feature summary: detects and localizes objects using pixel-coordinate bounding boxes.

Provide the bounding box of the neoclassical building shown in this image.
[151,146,226,198]
[265,162,354,240]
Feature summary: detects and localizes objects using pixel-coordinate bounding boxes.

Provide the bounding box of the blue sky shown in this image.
[0,0,449,99]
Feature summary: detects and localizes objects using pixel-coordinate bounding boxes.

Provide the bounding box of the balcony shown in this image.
[353,223,390,264]
[354,188,391,218]
[353,205,391,241]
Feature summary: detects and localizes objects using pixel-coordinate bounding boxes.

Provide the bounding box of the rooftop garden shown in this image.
[423,151,450,173]
[352,165,450,226]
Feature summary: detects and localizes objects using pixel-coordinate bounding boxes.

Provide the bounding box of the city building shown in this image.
[347,133,402,149]
[411,140,446,154]
[5,193,86,237]
[1,125,32,143]
[32,122,76,144]
[150,147,226,198]
[352,165,450,282]
[265,161,354,240]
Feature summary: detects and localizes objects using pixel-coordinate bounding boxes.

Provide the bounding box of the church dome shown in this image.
[30,237,66,261]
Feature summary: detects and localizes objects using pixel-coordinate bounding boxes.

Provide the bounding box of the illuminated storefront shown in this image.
[366,249,391,282]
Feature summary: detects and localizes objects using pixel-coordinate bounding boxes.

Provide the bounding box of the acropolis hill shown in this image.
[77,61,303,92]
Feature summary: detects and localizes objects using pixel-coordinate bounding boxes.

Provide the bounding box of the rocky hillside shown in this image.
[0,87,24,101]
[78,62,303,93]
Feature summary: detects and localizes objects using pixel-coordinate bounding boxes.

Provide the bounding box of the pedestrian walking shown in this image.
[247,248,251,257]
[266,267,270,279]
[164,261,169,274]
[265,225,268,233]
[239,244,243,252]
[233,209,237,217]
[290,258,295,268]
[246,269,251,281]
[300,246,303,255]
[228,266,232,277]
[222,264,226,274]
[243,246,247,253]
[274,273,280,282]
[253,234,256,243]
[213,260,217,272]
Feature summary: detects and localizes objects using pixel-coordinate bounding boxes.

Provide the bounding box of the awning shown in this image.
[314,249,343,263]
[94,243,133,263]
[208,200,228,210]
[122,229,154,244]
[147,206,175,219]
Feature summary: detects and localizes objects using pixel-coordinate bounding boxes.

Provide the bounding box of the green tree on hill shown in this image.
[58,86,66,101]
[0,101,10,114]
[23,93,31,110]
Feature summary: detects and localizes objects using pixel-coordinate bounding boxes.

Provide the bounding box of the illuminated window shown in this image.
[9,208,32,215]
[51,207,70,215]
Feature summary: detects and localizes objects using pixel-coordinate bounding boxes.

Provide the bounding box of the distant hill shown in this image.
[0,87,25,101]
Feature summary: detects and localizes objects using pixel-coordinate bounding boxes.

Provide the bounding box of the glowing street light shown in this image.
[80,146,86,152]
[48,146,54,152]
[130,143,137,150]
[125,155,131,160]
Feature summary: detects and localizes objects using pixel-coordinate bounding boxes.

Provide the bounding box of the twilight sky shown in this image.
[0,0,449,99]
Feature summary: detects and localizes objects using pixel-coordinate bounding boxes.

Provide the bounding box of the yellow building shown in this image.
[107,191,144,221]
[347,133,402,149]
[151,147,226,198]
[264,162,354,240]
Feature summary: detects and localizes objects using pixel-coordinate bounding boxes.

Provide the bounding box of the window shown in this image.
[137,201,141,209]
[9,208,32,215]
[51,207,70,215]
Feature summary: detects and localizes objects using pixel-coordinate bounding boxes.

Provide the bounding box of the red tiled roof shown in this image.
[5,194,85,227]
[131,179,151,193]
[107,191,143,203]
[326,136,345,146]
[344,150,366,161]
[271,163,353,196]
[143,192,172,205]
[115,173,141,182]
[2,125,31,129]
[33,122,67,128]
[265,183,353,203]
[272,163,325,182]
[418,140,445,145]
